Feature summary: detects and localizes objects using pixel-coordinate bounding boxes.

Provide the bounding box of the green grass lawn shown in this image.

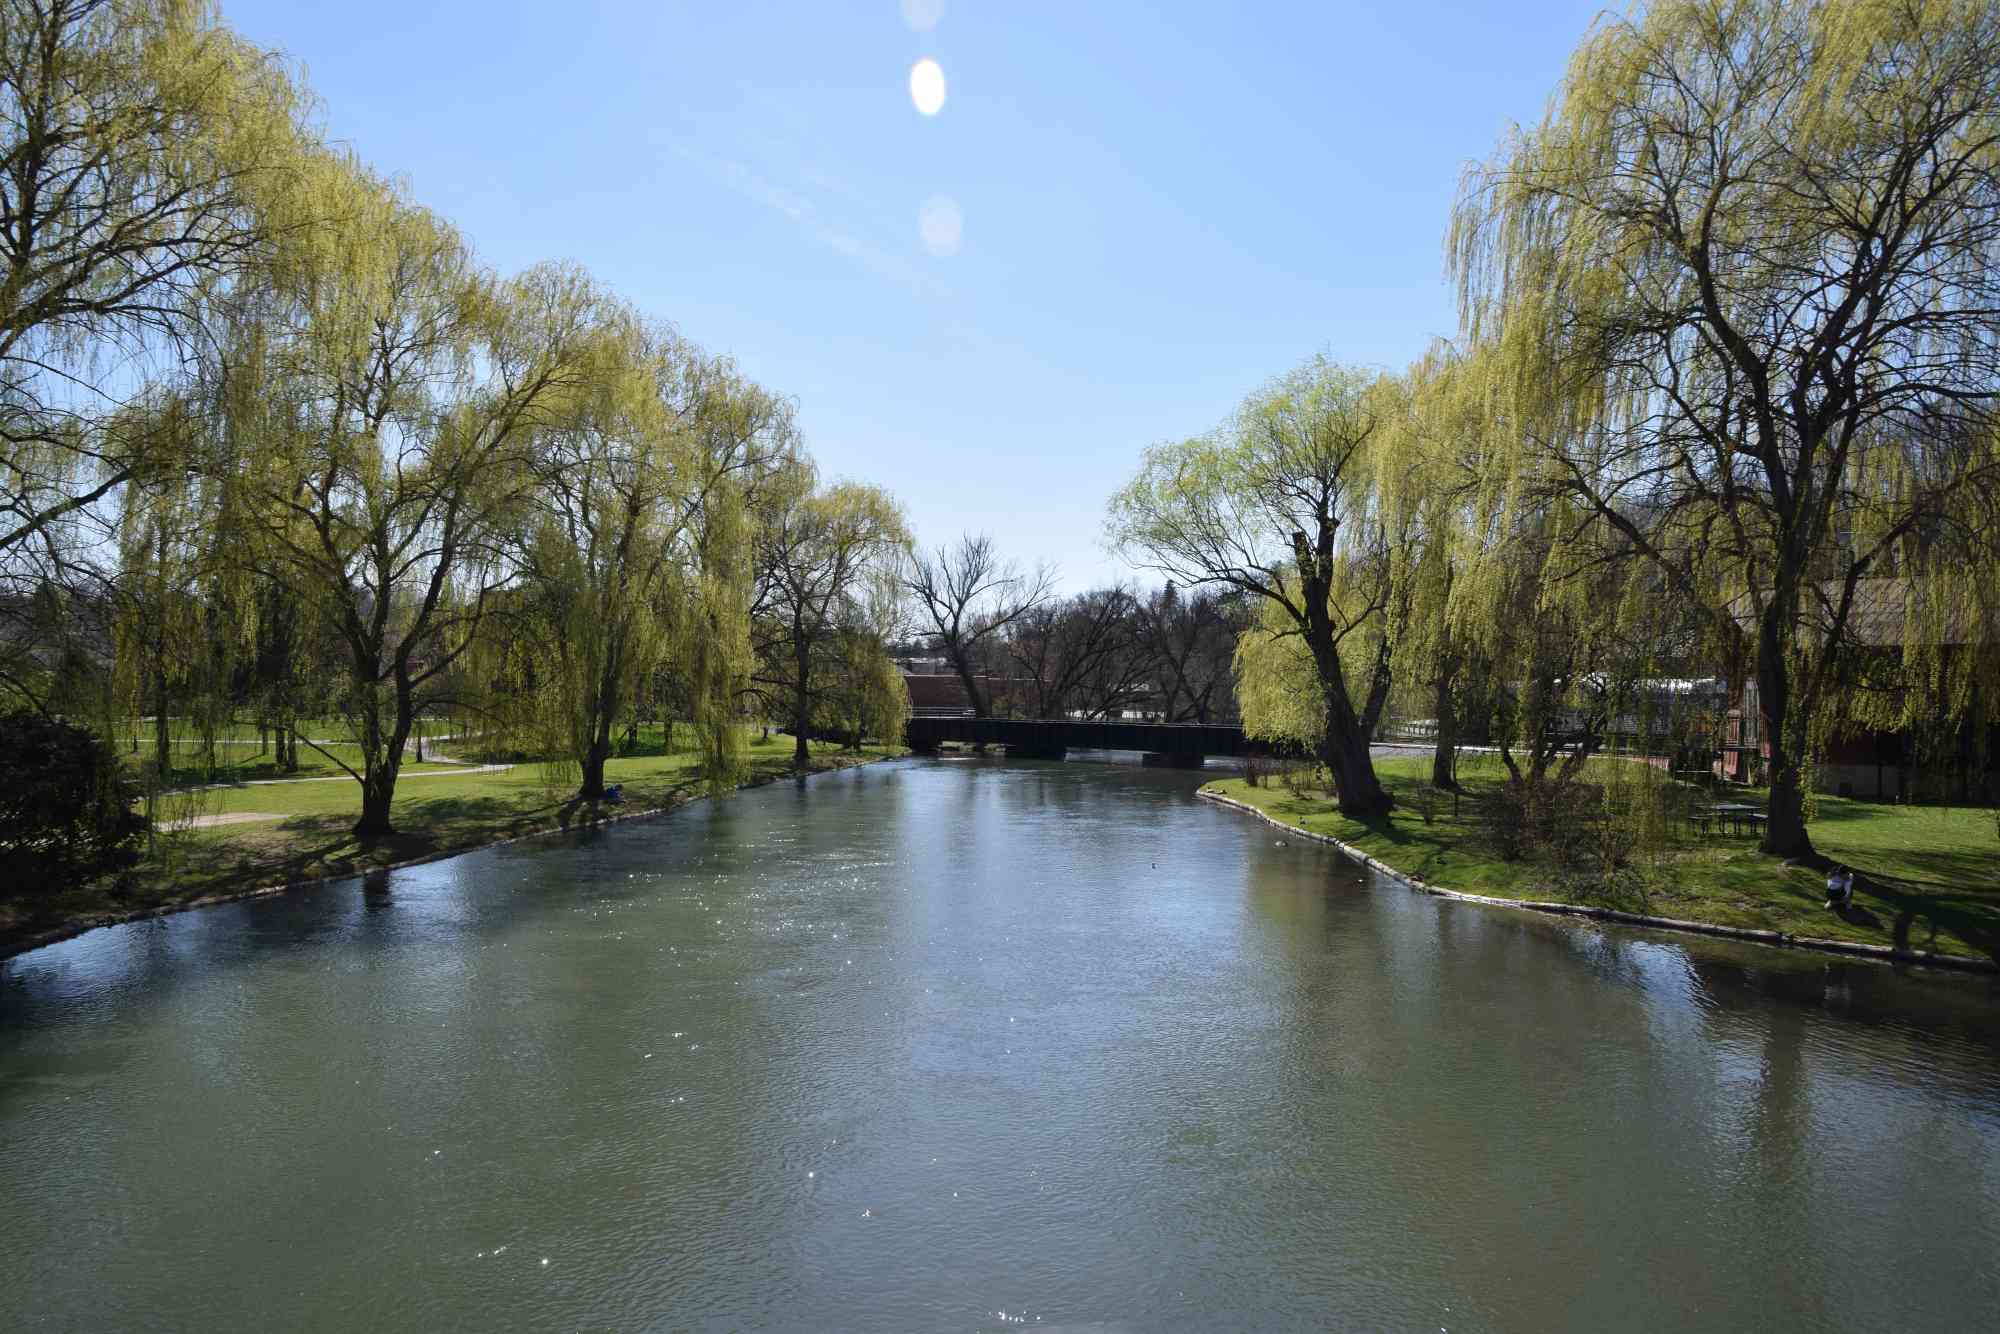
[138,750,474,785]
[3,731,900,954]
[112,719,703,787]
[112,716,495,787]
[113,715,454,750]
[1205,753,2000,965]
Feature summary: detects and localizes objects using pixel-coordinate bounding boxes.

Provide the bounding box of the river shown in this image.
[4,757,1998,1331]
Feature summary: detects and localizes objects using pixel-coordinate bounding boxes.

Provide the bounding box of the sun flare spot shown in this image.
[909,58,946,117]
[901,0,945,33]
[919,196,962,257]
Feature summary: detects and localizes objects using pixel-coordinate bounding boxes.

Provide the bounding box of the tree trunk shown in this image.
[791,693,812,768]
[353,688,414,838]
[1430,664,1460,791]
[1760,694,1815,859]
[579,644,626,799]
[1755,600,1815,859]
[355,765,398,837]
[1319,676,1391,816]
[949,646,989,718]
[579,738,610,800]
[1325,712,1390,817]
[1303,629,1390,816]
[153,671,170,778]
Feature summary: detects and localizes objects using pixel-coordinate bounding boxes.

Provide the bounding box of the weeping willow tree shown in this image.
[1373,347,1498,790]
[689,478,755,793]
[107,389,262,783]
[671,344,804,789]
[516,314,700,799]
[1112,355,1397,814]
[1452,0,2000,858]
[0,0,314,548]
[111,403,208,777]
[837,610,913,750]
[225,158,614,836]
[751,463,911,769]
[504,307,807,799]
[1232,586,1330,755]
[1,0,320,740]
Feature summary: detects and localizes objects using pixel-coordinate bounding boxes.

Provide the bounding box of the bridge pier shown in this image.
[1141,751,1206,769]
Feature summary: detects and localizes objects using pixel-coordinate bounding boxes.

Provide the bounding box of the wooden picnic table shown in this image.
[1701,802,1764,836]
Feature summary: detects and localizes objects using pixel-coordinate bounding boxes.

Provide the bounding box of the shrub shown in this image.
[1553,864,1654,914]
[1480,774,1639,872]
[0,710,148,894]
[1480,780,1533,861]
[1279,760,1324,799]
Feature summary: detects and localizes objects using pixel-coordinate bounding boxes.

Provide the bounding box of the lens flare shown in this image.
[919,196,962,257]
[909,58,946,117]
[900,0,944,33]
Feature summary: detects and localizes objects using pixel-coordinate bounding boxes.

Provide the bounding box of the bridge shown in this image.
[903,715,1274,766]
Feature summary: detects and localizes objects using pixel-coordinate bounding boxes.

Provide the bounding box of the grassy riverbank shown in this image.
[1204,755,2000,965]
[2,733,900,958]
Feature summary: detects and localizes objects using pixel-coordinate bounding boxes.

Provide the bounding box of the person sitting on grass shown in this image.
[1825,863,1854,911]
[603,783,624,805]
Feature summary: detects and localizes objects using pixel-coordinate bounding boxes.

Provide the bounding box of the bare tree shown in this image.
[902,534,1054,718]
[1005,585,1148,720]
[1135,583,1246,723]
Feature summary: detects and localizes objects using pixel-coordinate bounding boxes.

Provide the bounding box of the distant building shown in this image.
[1717,581,1999,800]
[903,672,974,716]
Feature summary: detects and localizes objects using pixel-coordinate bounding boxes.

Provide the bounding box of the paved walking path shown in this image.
[179,754,513,793]
[170,812,287,830]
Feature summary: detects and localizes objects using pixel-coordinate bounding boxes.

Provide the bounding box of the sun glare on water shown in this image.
[909,58,946,116]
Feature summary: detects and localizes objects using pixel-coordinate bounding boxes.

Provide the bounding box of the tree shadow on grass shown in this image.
[1870,879,2000,965]
[150,793,579,904]
[1330,802,1437,849]
[1366,814,1419,847]
[1839,845,2000,892]
[1797,799,1887,824]
[1828,901,1885,931]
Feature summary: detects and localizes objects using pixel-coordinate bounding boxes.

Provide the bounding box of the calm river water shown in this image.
[4,758,1999,1331]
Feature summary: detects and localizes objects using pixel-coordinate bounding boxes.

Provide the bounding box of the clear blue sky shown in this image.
[222,0,1604,589]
